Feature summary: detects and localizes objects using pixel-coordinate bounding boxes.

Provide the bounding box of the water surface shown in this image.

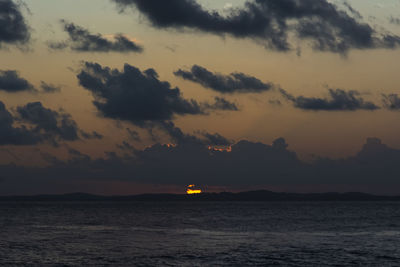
[1,201,399,266]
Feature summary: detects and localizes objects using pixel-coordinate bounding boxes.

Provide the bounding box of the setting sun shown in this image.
[186,184,202,195]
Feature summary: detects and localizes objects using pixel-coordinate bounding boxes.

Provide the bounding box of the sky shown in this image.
[1,0,400,195]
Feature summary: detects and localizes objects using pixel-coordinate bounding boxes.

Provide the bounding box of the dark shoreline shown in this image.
[1,190,400,202]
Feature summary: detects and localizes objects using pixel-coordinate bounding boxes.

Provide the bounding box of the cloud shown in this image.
[382,93,400,110]
[65,136,400,189]
[116,140,137,152]
[0,101,102,146]
[112,0,400,54]
[2,135,400,194]
[155,120,205,145]
[204,97,238,111]
[268,99,282,106]
[48,20,143,53]
[0,72,63,94]
[67,149,92,165]
[143,120,232,147]
[0,100,87,146]
[77,62,235,126]
[343,1,362,20]
[40,81,61,93]
[80,130,103,140]
[280,88,380,111]
[5,134,301,187]
[200,131,232,146]
[0,101,41,145]
[174,65,273,93]
[16,102,80,144]
[0,70,35,93]
[0,0,30,48]
[310,137,400,186]
[16,102,103,143]
[126,128,141,142]
[389,16,400,25]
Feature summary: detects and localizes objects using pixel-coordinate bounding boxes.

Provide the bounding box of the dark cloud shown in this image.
[80,130,103,140]
[268,99,282,106]
[343,1,362,20]
[0,72,62,94]
[0,100,88,146]
[0,70,35,93]
[77,62,234,125]
[117,141,137,152]
[67,147,91,161]
[280,88,380,111]
[0,148,20,160]
[2,136,400,194]
[48,20,143,53]
[389,16,400,25]
[40,81,61,93]
[68,136,400,189]
[126,128,141,142]
[381,34,400,49]
[174,65,273,93]
[0,101,102,146]
[382,93,400,110]
[200,132,232,146]
[155,120,204,145]
[16,102,80,143]
[0,0,30,47]
[146,120,231,147]
[112,0,400,54]
[310,137,400,187]
[0,101,41,145]
[204,97,238,111]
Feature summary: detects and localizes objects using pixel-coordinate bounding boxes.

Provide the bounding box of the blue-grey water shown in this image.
[1,201,400,266]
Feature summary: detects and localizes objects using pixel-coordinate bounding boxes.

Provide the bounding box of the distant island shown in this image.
[1,190,400,201]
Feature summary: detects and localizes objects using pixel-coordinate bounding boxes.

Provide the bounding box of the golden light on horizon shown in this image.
[165,144,177,148]
[208,145,232,152]
[186,184,202,195]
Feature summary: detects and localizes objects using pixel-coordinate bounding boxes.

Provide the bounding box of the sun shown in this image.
[186,184,202,195]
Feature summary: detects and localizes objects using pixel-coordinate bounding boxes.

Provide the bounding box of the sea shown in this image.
[1,201,400,266]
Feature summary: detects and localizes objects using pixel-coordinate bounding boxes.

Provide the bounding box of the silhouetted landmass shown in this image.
[1,191,400,201]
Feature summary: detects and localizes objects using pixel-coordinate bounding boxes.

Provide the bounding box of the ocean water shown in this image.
[1,201,400,266]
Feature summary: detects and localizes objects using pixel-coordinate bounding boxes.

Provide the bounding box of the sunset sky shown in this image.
[1,0,400,195]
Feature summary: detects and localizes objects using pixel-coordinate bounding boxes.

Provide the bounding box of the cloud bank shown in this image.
[2,136,400,195]
[113,0,400,54]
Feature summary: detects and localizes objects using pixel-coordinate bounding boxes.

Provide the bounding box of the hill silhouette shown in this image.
[1,190,400,201]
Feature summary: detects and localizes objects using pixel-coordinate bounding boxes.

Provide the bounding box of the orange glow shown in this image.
[165,143,177,148]
[187,189,202,194]
[186,184,202,194]
[208,145,232,152]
